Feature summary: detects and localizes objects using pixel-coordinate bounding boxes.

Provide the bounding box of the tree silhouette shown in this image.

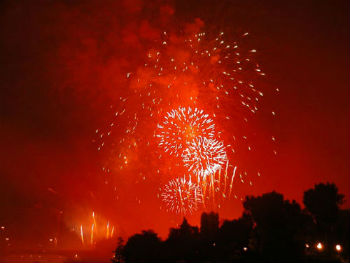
[303,183,344,226]
[303,183,345,254]
[121,230,162,262]
[200,212,219,242]
[165,218,200,260]
[115,184,348,263]
[113,237,124,263]
[218,213,253,259]
[243,191,308,260]
[198,212,219,259]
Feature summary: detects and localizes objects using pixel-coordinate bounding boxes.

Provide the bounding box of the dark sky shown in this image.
[0,0,348,247]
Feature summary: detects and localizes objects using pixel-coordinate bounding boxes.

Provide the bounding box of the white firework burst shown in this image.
[182,136,227,179]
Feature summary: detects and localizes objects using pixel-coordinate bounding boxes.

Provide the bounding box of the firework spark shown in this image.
[156,107,215,156]
[161,177,203,214]
[182,136,227,180]
[95,29,276,214]
[77,212,116,247]
[80,225,84,245]
[96,30,269,167]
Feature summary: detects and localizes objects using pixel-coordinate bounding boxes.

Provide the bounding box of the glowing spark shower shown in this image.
[161,177,203,214]
[77,212,116,247]
[95,28,277,215]
[156,107,215,156]
[182,136,227,179]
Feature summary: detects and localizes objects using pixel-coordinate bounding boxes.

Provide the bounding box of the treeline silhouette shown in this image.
[113,183,349,263]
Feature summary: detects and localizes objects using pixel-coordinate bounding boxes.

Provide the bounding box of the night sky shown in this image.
[0,0,348,248]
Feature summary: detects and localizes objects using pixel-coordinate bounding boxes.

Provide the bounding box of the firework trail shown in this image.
[191,161,239,209]
[161,177,203,214]
[80,225,84,245]
[77,212,115,247]
[92,211,97,232]
[90,224,94,245]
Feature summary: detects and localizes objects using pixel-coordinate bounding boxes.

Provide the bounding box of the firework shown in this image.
[161,177,203,214]
[96,30,270,169]
[90,224,94,245]
[77,212,116,247]
[92,211,97,232]
[106,221,110,239]
[182,136,227,180]
[194,161,240,210]
[80,225,84,245]
[94,29,276,213]
[156,107,215,156]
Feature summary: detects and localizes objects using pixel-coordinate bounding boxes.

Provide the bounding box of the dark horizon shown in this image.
[1,183,349,263]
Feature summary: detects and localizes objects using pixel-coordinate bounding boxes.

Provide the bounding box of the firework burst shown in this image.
[96,30,270,163]
[161,177,203,214]
[94,28,277,215]
[182,136,227,180]
[156,107,215,156]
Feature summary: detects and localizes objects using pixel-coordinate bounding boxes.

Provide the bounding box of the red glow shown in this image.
[0,0,348,251]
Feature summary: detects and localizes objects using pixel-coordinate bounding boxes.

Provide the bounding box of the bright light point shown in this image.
[335,244,342,252]
[316,242,323,251]
[243,247,248,251]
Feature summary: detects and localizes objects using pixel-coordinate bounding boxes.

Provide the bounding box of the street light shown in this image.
[335,244,342,252]
[316,242,323,251]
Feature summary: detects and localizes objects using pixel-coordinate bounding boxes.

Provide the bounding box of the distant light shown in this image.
[0,226,5,230]
[305,243,310,248]
[243,247,248,252]
[316,242,323,251]
[335,244,342,252]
